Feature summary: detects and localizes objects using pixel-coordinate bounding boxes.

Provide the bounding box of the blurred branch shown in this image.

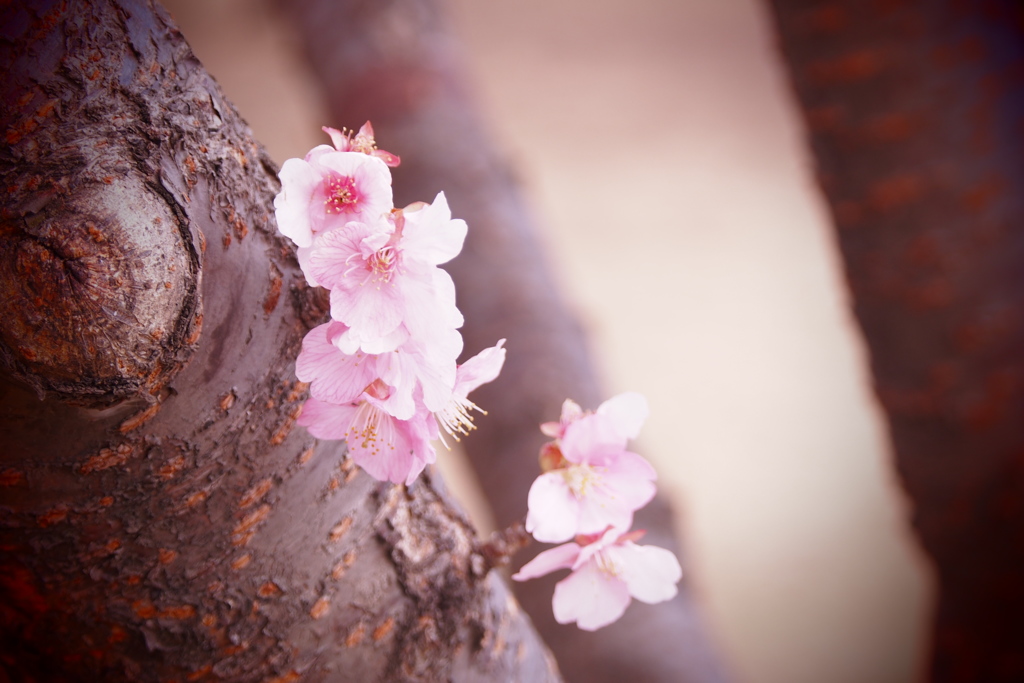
[766,1,1024,680]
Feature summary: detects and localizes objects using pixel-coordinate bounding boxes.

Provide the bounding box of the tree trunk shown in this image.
[282,1,730,681]
[0,1,560,680]
[766,1,1024,680]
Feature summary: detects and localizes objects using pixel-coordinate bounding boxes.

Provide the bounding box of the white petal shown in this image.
[512,543,581,581]
[525,473,581,543]
[608,543,682,604]
[596,392,649,440]
[552,561,631,631]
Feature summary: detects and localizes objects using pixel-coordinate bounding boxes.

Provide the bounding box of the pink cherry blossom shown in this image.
[322,122,400,167]
[435,340,506,441]
[512,526,682,631]
[526,394,656,543]
[274,148,394,288]
[540,392,648,440]
[296,321,465,421]
[306,193,466,352]
[298,396,438,485]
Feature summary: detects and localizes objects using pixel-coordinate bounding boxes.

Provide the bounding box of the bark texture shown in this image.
[766,1,1024,680]
[284,0,730,681]
[0,1,560,680]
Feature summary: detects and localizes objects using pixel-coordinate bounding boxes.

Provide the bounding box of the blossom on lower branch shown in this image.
[526,392,658,543]
[513,526,682,631]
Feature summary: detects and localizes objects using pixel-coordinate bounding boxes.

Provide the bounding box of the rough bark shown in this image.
[283,0,730,681]
[0,1,560,680]
[766,1,1024,680]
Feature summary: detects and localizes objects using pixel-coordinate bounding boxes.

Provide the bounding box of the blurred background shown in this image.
[163,0,934,681]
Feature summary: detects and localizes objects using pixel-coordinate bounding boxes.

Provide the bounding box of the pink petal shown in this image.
[512,542,581,581]
[606,543,682,605]
[453,340,506,397]
[575,483,637,537]
[295,323,379,405]
[328,273,405,342]
[596,392,649,440]
[552,561,631,631]
[274,158,319,248]
[525,472,581,543]
[560,413,627,465]
[296,398,359,440]
[322,126,348,150]
[400,192,468,266]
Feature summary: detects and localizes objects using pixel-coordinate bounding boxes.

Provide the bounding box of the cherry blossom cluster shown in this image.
[274,123,505,485]
[513,393,682,630]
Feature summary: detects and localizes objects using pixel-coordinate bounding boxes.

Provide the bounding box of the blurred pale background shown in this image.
[163,0,935,681]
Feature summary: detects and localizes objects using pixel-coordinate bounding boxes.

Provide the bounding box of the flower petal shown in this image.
[274,158,319,248]
[606,543,682,605]
[511,542,581,581]
[296,398,359,440]
[525,472,581,543]
[596,392,649,440]
[400,192,468,266]
[552,561,631,631]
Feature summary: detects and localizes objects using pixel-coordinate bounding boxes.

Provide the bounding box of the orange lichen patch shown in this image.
[80,443,135,474]
[344,622,366,647]
[257,581,282,598]
[184,490,208,508]
[232,504,271,544]
[186,664,212,681]
[38,506,68,527]
[222,233,232,248]
[0,469,25,486]
[270,417,296,446]
[125,574,142,586]
[298,447,316,465]
[866,174,926,212]
[108,625,128,644]
[158,549,178,565]
[233,530,256,547]
[265,671,301,683]
[118,401,160,432]
[98,495,114,506]
[0,564,48,614]
[186,312,204,346]
[310,596,330,620]
[240,479,273,509]
[231,554,252,570]
[234,218,249,241]
[159,455,187,480]
[132,600,157,619]
[219,390,236,411]
[104,539,121,553]
[201,613,217,628]
[223,643,248,656]
[286,381,309,404]
[329,517,353,543]
[160,605,196,620]
[372,617,395,642]
[806,49,885,85]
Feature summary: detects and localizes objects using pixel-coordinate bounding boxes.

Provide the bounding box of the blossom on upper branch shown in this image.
[526,392,657,543]
[512,526,682,631]
[307,192,466,354]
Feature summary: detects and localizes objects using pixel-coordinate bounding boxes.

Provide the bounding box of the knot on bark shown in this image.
[0,175,201,406]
